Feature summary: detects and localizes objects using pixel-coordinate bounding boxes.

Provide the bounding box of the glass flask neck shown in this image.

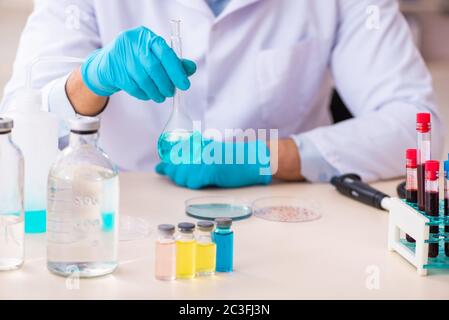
[69,131,98,147]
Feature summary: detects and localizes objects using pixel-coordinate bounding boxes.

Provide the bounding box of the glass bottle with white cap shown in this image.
[0,118,24,271]
[47,117,119,277]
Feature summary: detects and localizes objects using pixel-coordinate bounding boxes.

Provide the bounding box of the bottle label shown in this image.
[406,170,417,190]
[71,171,102,237]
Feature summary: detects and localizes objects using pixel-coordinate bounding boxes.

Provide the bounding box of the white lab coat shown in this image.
[1,0,444,181]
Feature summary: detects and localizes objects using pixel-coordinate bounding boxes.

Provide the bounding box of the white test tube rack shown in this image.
[388,197,449,276]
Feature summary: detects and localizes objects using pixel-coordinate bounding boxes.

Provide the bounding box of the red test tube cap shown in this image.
[416,113,431,133]
[406,149,417,168]
[425,160,439,181]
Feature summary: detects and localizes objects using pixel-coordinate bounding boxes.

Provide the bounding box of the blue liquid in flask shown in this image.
[158,131,193,163]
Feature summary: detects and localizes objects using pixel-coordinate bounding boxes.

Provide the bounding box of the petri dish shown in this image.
[119,215,151,241]
[252,196,322,223]
[185,196,252,221]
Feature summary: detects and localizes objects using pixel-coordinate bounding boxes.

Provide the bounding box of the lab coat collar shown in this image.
[176,0,264,22]
[218,0,264,21]
[175,0,215,19]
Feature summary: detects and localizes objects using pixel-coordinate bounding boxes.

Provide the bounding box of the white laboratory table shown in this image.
[1,173,449,300]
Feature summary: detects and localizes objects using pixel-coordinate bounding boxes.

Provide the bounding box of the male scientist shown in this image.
[1,0,444,189]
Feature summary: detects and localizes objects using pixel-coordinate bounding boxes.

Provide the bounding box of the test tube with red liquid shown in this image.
[417,113,431,212]
[444,160,449,257]
[424,160,439,258]
[405,149,418,242]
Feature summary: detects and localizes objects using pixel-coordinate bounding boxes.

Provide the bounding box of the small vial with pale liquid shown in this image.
[196,221,216,276]
[176,222,196,279]
[0,118,24,271]
[155,224,176,280]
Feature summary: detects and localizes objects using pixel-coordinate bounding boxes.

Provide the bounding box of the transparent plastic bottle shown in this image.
[155,224,176,281]
[47,117,119,277]
[0,118,24,271]
[5,89,59,233]
[176,222,196,279]
[196,221,216,276]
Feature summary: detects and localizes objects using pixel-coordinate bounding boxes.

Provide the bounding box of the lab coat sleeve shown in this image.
[296,0,445,182]
[291,134,340,182]
[0,0,101,136]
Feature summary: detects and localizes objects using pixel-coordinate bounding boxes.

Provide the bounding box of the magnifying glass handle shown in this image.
[330,174,390,211]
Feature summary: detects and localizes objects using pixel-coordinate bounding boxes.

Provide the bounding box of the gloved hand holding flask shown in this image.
[81,26,197,102]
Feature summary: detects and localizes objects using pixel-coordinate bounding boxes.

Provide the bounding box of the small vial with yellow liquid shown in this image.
[176,222,196,279]
[196,221,216,276]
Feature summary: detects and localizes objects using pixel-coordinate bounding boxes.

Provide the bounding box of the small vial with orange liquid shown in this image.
[155,224,176,281]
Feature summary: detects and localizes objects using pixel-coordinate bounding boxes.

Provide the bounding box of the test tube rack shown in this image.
[388,197,449,276]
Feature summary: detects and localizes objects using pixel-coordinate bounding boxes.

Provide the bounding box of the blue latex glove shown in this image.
[155,135,272,189]
[81,26,196,102]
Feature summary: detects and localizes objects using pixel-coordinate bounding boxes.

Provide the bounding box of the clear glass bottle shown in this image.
[196,221,216,276]
[176,222,196,279]
[214,217,234,273]
[0,118,24,271]
[47,117,119,277]
[155,224,176,280]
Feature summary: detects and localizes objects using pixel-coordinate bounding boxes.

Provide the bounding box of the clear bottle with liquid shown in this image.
[47,117,119,277]
[5,89,59,233]
[196,221,216,276]
[155,224,176,281]
[0,118,24,271]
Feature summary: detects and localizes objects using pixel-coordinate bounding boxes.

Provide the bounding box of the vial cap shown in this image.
[0,117,13,133]
[406,149,417,168]
[215,217,232,228]
[158,224,175,234]
[416,113,431,133]
[178,222,195,232]
[197,221,214,231]
[70,117,100,133]
[425,160,439,181]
